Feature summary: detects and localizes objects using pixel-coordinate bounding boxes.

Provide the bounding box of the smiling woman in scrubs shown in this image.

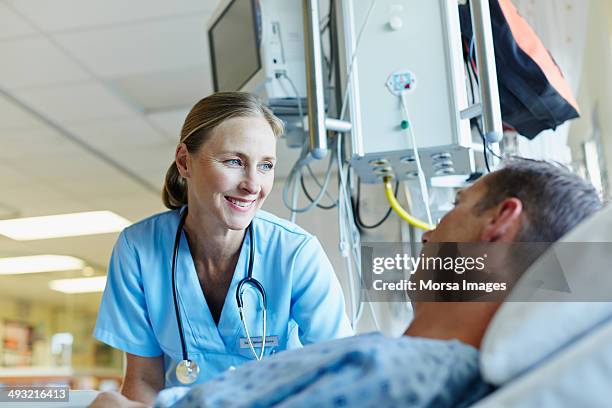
[94,92,352,405]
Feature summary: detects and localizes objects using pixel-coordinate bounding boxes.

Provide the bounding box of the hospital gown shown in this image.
[155,332,492,408]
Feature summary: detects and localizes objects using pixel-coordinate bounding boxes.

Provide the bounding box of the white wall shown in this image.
[567,0,612,194]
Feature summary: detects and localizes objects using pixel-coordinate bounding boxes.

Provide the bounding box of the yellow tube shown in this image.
[383,177,434,231]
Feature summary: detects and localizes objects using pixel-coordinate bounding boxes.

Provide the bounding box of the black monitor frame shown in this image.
[208,0,263,92]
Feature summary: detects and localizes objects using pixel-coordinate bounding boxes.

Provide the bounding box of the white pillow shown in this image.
[475,318,612,407]
[480,205,612,385]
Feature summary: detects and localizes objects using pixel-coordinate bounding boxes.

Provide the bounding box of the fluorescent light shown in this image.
[0,255,86,275]
[49,276,107,294]
[0,211,131,240]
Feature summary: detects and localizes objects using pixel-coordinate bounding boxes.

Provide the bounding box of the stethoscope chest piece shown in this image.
[176,359,200,384]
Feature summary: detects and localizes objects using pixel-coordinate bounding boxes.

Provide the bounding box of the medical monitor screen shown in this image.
[209,0,261,92]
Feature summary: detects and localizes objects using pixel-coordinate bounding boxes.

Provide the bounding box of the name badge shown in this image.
[239,335,279,349]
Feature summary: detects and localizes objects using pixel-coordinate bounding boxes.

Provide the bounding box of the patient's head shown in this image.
[407,158,602,347]
[423,157,602,243]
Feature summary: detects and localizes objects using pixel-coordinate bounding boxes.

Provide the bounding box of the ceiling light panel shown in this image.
[0,37,90,90]
[0,210,131,240]
[49,276,107,294]
[0,255,85,275]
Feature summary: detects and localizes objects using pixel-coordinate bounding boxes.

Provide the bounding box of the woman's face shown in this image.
[177,115,277,232]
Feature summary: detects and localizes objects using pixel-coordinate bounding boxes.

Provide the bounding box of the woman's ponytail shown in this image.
[162,161,187,210]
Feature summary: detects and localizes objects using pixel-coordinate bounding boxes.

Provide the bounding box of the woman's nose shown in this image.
[240,173,261,196]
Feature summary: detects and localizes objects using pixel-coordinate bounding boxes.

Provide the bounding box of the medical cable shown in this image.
[305,159,338,207]
[383,177,433,231]
[365,292,380,331]
[351,177,398,229]
[290,167,301,223]
[399,92,434,226]
[336,133,358,324]
[325,0,336,83]
[334,0,400,330]
[324,0,379,323]
[280,73,338,216]
[463,38,503,170]
[282,138,336,214]
[467,63,503,170]
[475,120,502,159]
[339,0,378,121]
[336,133,369,326]
[281,0,378,326]
[301,174,337,209]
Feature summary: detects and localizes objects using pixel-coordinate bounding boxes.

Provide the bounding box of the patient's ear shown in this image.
[480,198,523,242]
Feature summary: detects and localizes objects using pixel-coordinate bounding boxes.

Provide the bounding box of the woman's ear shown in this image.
[480,198,524,242]
[175,143,190,179]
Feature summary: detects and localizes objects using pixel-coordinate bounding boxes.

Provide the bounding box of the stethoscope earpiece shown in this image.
[172,208,267,382]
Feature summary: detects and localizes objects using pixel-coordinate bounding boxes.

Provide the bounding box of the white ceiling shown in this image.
[0,0,224,308]
[0,0,306,309]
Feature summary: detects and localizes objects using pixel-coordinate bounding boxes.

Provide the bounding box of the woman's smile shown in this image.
[224,196,256,212]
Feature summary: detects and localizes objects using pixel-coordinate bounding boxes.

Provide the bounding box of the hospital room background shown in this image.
[0,0,610,400]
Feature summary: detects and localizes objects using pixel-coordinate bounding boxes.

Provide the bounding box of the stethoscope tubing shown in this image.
[172,207,267,381]
[172,209,190,362]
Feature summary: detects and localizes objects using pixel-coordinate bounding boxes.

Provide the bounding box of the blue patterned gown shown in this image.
[155,333,492,408]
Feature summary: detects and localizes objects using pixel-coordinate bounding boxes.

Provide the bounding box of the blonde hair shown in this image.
[162,92,284,210]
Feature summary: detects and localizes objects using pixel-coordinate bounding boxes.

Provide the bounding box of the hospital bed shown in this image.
[12,205,612,408]
[473,203,612,407]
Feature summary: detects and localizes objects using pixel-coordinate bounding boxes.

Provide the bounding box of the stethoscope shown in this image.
[172,208,267,384]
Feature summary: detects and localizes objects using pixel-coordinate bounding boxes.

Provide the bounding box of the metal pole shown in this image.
[302,0,328,159]
[469,0,503,143]
[340,0,364,157]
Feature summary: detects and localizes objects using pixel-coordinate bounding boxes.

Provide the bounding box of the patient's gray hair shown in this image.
[474,157,603,242]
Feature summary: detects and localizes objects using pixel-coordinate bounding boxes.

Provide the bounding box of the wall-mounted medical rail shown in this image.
[468,0,503,143]
[302,0,328,159]
[302,0,352,159]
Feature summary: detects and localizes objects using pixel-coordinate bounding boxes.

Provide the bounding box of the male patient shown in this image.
[91,158,602,408]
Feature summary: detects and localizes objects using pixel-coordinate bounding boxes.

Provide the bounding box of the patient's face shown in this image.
[422,176,491,243]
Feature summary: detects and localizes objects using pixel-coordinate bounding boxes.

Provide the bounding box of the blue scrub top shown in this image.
[94,209,353,387]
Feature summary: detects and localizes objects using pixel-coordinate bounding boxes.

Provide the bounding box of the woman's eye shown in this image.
[226,159,242,166]
[259,162,274,171]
